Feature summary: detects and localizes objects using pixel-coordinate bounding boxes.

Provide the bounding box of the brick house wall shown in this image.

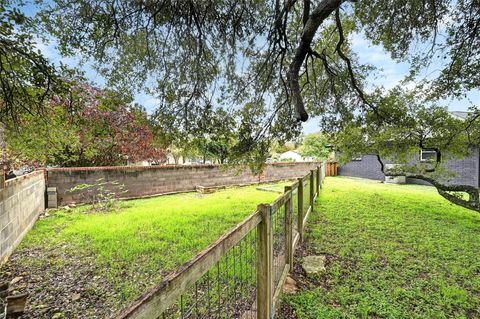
[337,155,387,181]
[337,148,480,187]
[439,149,480,187]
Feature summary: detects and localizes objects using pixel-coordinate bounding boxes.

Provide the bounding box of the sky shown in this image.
[302,34,480,134]
[30,6,478,135]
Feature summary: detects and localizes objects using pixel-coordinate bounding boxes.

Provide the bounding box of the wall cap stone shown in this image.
[4,170,44,188]
[45,161,324,173]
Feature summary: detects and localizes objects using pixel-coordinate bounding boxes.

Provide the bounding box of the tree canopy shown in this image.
[4,83,166,168]
[2,0,477,145]
[28,0,477,156]
[299,132,330,160]
[1,0,480,209]
[33,1,479,118]
[0,1,67,126]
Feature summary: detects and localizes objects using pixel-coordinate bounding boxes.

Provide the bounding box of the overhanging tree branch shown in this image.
[287,0,344,122]
[334,9,384,120]
[375,155,480,212]
[404,174,479,212]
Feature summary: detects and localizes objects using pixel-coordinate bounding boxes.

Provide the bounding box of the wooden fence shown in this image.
[326,161,337,177]
[114,163,326,319]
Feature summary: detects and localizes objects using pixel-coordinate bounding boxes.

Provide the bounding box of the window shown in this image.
[420,150,437,162]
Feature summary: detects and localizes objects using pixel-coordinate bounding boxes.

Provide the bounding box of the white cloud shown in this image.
[350,34,392,64]
[135,94,161,113]
[350,33,411,91]
[33,39,56,59]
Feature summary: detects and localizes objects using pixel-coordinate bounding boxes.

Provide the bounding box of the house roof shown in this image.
[280,150,301,156]
[449,111,470,120]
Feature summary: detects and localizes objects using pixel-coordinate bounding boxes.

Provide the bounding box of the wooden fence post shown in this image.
[284,186,293,272]
[0,169,4,189]
[297,178,304,242]
[310,170,315,211]
[257,204,272,319]
[319,163,323,188]
[316,166,320,195]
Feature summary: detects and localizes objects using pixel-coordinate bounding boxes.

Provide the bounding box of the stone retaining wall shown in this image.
[1,171,45,262]
[47,162,323,205]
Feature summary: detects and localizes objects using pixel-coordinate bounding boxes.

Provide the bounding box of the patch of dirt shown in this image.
[277,240,339,319]
[287,242,338,291]
[283,276,297,295]
[416,271,430,280]
[276,302,297,319]
[1,246,120,318]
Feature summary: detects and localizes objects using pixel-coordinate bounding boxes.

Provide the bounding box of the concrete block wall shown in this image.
[47,162,323,205]
[1,170,45,262]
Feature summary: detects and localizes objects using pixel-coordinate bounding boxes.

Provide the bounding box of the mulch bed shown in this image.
[1,246,119,319]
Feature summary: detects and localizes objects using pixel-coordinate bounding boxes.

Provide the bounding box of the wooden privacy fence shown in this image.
[326,161,337,177]
[115,163,327,319]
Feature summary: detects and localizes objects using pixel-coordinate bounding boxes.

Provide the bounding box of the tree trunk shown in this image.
[288,0,343,121]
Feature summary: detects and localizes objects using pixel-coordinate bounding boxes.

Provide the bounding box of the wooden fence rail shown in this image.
[114,163,327,319]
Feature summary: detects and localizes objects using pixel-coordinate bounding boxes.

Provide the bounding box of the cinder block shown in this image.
[1,223,12,241]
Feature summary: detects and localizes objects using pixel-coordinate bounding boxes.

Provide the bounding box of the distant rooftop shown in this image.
[449,111,470,120]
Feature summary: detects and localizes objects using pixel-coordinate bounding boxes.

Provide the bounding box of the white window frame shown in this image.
[420,150,437,162]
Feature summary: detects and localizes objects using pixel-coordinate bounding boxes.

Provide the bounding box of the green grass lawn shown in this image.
[1,182,289,318]
[284,177,480,319]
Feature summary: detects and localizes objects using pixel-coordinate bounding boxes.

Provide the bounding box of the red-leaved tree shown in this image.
[5,83,166,168]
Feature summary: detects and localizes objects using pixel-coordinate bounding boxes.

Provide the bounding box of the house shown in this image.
[338,151,480,187]
[278,150,315,162]
[165,153,207,165]
[337,112,480,187]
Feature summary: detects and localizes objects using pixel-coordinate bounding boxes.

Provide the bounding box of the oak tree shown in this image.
[3,0,480,209]
[335,88,480,211]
